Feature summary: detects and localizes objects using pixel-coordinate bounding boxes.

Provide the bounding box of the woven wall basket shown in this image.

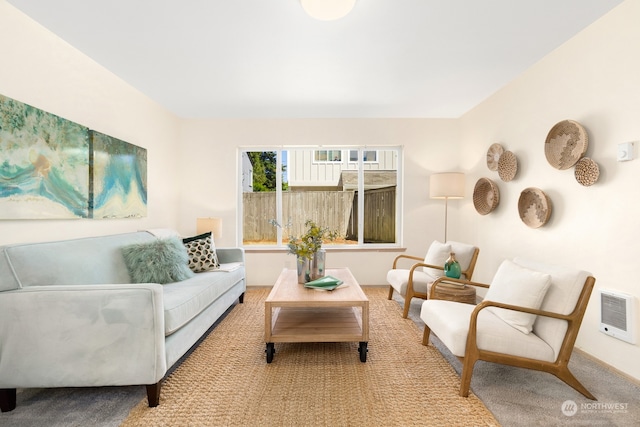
[545,120,588,170]
[518,187,552,228]
[574,157,600,186]
[486,143,504,171]
[473,178,500,215]
[498,151,518,182]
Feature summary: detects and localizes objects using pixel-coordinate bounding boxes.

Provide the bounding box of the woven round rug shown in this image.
[121,287,498,427]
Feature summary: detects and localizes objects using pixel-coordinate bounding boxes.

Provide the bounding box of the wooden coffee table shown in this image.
[264,267,369,363]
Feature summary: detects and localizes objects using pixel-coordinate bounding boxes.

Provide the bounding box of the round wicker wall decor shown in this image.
[574,157,599,186]
[518,187,551,228]
[473,178,500,215]
[486,143,504,171]
[545,120,588,170]
[497,151,518,182]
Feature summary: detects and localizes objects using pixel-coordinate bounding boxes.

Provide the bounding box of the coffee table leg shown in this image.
[358,342,368,363]
[265,342,275,363]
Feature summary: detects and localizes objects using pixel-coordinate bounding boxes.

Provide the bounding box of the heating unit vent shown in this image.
[599,289,635,344]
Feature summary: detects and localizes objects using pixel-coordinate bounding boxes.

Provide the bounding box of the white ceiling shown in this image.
[7,0,623,119]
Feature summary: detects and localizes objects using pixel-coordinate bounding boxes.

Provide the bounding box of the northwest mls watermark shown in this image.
[562,400,629,416]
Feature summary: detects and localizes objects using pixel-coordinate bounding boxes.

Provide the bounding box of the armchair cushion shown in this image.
[420,300,555,361]
[513,257,591,357]
[387,269,438,296]
[484,260,551,334]
[449,242,477,279]
[423,241,451,277]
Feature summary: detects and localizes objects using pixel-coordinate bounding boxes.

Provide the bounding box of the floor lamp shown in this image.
[430,172,465,243]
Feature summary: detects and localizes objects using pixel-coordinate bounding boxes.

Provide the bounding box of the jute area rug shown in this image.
[122,287,499,426]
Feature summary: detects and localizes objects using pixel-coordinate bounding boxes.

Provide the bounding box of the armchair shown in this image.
[420,257,596,399]
[387,241,479,318]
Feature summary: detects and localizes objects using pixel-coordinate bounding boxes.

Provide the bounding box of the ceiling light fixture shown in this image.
[300,0,356,21]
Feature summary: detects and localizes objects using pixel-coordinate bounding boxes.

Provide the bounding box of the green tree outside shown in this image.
[248,151,288,192]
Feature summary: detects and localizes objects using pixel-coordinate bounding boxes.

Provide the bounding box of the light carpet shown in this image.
[122,287,498,426]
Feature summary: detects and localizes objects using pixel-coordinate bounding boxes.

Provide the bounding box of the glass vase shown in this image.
[311,249,326,280]
[297,256,312,284]
[444,252,461,279]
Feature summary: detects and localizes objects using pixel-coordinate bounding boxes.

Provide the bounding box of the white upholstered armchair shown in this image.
[420,257,596,399]
[387,241,479,318]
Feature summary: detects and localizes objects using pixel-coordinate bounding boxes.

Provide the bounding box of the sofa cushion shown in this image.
[484,260,551,334]
[1,232,156,288]
[183,232,220,273]
[121,237,194,284]
[162,267,245,335]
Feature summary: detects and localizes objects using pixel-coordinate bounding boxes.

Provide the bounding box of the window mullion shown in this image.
[357,148,364,245]
[276,149,283,247]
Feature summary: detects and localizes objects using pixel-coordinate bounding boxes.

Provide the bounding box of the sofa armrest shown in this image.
[216,247,245,264]
[0,284,167,389]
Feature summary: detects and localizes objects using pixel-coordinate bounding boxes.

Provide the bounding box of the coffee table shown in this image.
[264,267,369,363]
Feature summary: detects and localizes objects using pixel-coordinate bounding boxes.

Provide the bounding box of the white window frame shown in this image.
[238,146,403,250]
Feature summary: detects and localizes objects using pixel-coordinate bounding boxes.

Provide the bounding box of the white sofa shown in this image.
[0,230,246,412]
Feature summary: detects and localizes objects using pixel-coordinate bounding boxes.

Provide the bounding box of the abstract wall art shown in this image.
[89,131,147,219]
[0,94,89,219]
[0,93,148,220]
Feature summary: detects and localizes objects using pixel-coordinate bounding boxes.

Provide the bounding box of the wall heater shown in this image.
[599,289,635,344]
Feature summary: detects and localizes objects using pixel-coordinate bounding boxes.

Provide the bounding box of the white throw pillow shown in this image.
[484,260,552,334]
[423,241,451,278]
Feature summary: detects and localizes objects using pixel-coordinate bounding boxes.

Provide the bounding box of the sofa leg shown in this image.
[239,292,245,304]
[0,388,17,412]
[146,382,162,407]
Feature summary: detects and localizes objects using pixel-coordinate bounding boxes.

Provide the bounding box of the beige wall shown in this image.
[176,118,462,286]
[1,0,639,380]
[0,1,180,244]
[458,0,640,379]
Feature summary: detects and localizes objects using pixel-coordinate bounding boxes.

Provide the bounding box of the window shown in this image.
[349,150,377,163]
[314,149,342,162]
[239,146,402,249]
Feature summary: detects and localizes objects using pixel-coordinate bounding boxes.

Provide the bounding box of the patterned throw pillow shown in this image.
[183,232,220,273]
[121,237,195,284]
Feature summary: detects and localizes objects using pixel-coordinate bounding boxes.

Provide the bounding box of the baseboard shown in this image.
[574,347,640,387]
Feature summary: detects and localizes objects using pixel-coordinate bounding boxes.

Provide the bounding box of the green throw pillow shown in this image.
[121,237,195,284]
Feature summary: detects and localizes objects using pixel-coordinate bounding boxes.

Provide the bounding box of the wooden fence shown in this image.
[243,191,355,242]
[243,187,396,243]
[347,186,396,243]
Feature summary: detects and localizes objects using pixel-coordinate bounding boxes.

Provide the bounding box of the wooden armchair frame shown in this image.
[422,275,597,400]
[388,248,479,318]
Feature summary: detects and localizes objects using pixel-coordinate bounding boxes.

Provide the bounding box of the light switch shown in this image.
[617,142,635,162]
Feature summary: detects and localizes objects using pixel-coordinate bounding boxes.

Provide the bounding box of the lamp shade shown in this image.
[196,217,222,240]
[430,173,465,199]
[301,0,356,21]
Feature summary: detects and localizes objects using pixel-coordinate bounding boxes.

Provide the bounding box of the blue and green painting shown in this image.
[0,94,89,219]
[89,131,147,219]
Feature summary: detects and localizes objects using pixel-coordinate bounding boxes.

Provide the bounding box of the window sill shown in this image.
[243,246,407,254]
